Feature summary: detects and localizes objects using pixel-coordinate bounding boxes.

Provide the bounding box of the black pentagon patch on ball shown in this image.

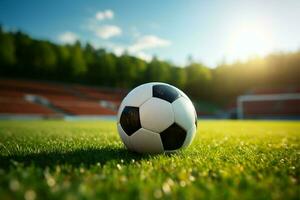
[153,84,180,103]
[120,106,141,136]
[160,123,187,151]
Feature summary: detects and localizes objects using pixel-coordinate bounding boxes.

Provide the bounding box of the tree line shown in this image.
[1,26,299,106]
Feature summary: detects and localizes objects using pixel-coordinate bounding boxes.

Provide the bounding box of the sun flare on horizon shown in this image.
[226,21,275,61]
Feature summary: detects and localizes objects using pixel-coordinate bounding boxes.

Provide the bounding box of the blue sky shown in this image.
[0,0,300,67]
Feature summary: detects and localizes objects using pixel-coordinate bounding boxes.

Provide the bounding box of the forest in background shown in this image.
[1,26,300,106]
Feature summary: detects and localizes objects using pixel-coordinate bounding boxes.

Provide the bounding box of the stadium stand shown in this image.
[51,100,115,115]
[0,79,125,118]
[72,86,125,105]
[0,97,56,115]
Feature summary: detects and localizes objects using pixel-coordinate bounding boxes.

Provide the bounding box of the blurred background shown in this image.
[0,0,299,120]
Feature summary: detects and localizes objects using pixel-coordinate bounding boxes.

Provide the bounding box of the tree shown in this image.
[14,31,33,75]
[184,63,212,100]
[169,67,186,89]
[144,57,170,83]
[30,41,57,75]
[87,49,117,86]
[131,57,147,86]
[116,53,138,87]
[100,53,117,86]
[55,45,71,80]
[0,30,16,73]
[68,42,87,78]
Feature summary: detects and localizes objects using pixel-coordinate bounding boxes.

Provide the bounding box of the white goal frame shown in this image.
[237,93,300,119]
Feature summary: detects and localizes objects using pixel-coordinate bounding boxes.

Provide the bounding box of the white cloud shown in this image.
[129,35,171,52]
[112,46,125,56]
[116,49,152,62]
[93,25,122,39]
[106,35,170,61]
[108,44,152,61]
[96,10,114,21]
[58,31,78,44]
[83,9,121,40]
[135,51,152,62]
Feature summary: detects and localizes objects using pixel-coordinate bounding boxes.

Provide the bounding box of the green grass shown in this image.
[0,120,299,200]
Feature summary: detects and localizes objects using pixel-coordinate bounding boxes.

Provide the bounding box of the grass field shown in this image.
[0,120,299,200]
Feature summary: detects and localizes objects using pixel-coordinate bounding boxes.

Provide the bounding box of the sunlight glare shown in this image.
[227,22,274,61]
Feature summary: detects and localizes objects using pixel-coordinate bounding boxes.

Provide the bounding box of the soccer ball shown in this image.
[117,82,197,153]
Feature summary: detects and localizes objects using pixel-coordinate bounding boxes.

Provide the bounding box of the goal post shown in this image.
[237,93,300,119]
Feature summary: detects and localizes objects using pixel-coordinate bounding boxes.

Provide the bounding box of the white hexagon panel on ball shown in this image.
[117,82,197,154]
[140,98,174,133]
[130,128,164,153]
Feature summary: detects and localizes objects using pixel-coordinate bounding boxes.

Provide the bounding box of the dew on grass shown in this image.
[290,176,297,184]
[46,176,56,187]
[80,168,85,173]
[268,143,272,147]
[116,164,122,170]
[24,189,36,200]
[162,182,171,194]
[179,180,186,187]
[189,175,195,182]
[290,166,295,170]
[120,175,127,183]
[9,179,20,191]
[55,166,61,174]
[153,189,162,199]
